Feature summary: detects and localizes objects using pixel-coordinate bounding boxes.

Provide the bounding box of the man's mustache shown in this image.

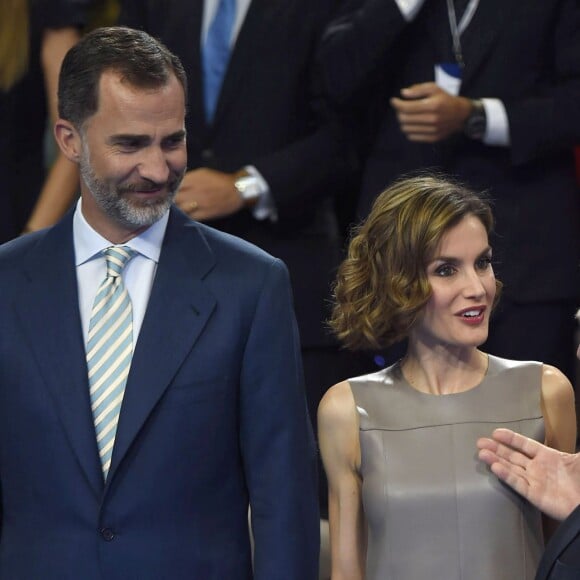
[119,175,182,193]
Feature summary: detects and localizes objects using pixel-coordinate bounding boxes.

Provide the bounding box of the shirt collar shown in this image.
[73,199,169,266]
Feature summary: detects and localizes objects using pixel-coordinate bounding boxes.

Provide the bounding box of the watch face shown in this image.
[235,176,261,200]
[466,117,485,139]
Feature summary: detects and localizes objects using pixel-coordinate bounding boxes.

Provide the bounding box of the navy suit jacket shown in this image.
[536,506,580,580]
[0,207,319,579]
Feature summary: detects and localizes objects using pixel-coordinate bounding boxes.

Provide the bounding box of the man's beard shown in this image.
[79,147,183,230]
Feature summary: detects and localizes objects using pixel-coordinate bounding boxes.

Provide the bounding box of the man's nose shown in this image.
[137,147,170,183]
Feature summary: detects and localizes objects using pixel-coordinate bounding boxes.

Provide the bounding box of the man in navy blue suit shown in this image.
[0,26,318,579]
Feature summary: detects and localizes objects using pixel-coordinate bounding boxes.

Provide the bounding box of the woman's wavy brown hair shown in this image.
[329,174,502,350]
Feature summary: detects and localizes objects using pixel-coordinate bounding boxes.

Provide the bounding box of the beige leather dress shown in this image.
[350,355,545,580]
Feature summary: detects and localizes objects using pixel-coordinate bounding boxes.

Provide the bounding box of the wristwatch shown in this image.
[234,174,262,205]
[464,99,487,140]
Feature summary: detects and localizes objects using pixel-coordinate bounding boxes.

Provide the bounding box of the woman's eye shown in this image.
[434,264,455,277]
[476,257,492,270]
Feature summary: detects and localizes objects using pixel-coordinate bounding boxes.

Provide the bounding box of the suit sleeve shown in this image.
[250,101,359,222]
[239,258,319,580]
[506,0,580,165]
[249,0,359,222]
[534,504,580,580]
[316,0,408,104]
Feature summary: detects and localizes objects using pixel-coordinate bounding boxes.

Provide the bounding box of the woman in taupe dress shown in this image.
[318,175,576,580]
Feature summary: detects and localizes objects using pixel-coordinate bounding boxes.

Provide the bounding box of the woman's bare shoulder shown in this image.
[541,364,575,407]
[319,380,357,422]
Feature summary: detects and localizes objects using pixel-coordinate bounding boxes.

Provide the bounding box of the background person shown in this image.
[317,0,580,381]
[0,0,90,241]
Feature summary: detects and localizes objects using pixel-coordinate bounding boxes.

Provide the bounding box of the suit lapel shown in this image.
[16,214,104,498]
[459,0,514,89]
[535,505,580,580]
[106,209,217,485]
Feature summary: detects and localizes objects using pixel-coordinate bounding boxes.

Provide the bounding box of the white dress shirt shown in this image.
[73,200,169,350]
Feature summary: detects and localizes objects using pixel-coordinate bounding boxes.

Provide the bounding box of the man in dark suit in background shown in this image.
[0,26,318,578]
[317,0,580,380]
[119,0,372,518]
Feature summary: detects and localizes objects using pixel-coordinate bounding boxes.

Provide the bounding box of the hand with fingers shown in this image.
[477,428,580,521]
[390,82,472,143]
[174,168,244,221]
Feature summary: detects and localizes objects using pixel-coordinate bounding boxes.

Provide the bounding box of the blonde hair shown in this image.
[0,0,29,91]
[329,174,501,350]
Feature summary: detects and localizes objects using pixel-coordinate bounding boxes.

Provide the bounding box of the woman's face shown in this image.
[412,214,497,350]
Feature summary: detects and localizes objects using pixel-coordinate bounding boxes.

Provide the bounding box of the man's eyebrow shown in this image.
[108,134,150,145]
[166,129,186,140]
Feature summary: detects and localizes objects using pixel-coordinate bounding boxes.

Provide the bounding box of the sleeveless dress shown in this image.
[349,355,545,580]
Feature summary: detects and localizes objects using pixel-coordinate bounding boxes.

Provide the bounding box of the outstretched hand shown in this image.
[477,428,580,521]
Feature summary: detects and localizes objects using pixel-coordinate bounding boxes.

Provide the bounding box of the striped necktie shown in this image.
[87,246,136,480]
[202,0,236,122]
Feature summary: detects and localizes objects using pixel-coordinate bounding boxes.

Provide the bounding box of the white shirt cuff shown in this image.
[394,0,427,21]
[481,98,510,147]
[244,165,278,222]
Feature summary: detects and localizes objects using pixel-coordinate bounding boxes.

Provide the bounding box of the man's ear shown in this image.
[54,119,82,163]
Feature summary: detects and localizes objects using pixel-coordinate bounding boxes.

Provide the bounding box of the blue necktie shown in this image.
[87,246,136,480]
[202,0,236,122]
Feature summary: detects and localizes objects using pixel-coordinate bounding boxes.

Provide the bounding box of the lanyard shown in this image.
[446,0,479,67]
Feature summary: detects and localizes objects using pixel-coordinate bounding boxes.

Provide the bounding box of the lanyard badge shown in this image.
[435,0,479,94]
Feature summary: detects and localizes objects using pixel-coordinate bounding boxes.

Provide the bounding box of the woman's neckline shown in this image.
[396,352,491,397]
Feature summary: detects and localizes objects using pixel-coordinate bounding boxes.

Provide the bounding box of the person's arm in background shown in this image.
[317,0,427,105]
[506,0,580,165]
[22,25,81,233]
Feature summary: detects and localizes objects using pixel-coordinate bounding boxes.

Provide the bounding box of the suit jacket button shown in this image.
[201,148,214,160]
[100,528,115,541]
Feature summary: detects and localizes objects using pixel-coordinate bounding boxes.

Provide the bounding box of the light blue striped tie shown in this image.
[202,0,236,122]
[87,246,136,480]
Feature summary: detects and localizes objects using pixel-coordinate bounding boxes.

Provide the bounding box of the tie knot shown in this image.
[104,246,136,278]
